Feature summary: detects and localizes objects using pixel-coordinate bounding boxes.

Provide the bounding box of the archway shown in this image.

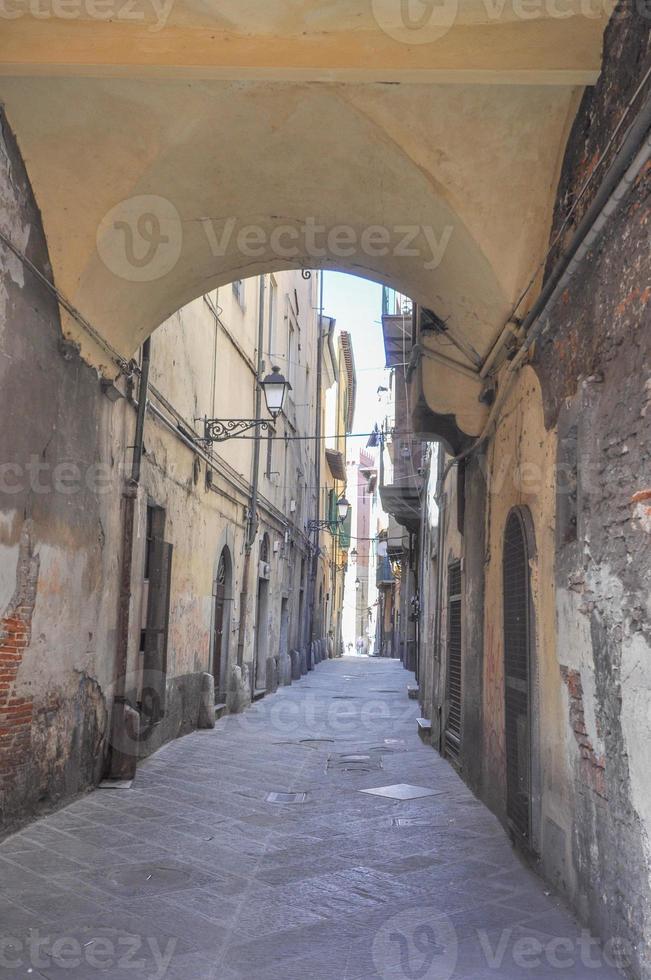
[0,50,601,447]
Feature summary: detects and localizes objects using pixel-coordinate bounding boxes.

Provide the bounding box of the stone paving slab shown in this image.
[0,657,625,980]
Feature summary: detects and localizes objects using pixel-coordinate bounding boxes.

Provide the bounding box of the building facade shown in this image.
[377,15,651,974]
[0,261,352,828]
[1,3,650,971]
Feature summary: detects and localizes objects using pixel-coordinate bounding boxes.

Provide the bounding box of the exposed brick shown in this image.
[561,665,608,802]
[0,524,39,799]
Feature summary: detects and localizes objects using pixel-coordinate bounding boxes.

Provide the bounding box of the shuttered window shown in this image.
[503,510,531,842]
[445,561,462,762]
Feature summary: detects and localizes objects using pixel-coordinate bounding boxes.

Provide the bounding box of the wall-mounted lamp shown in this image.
[200,366,292,442]
[308,495,351,533]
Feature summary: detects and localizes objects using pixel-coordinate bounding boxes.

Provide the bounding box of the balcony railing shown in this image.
[376,555,394,588]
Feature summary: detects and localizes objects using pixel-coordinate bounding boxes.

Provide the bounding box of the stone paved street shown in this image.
[0,658,624,980]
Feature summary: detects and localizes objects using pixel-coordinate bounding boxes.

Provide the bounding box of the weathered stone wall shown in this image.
[532,8,651,973]
[0,107,116,829]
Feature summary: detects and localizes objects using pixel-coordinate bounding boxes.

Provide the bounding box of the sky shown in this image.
[323,272,390,649]
[322,272,391,446]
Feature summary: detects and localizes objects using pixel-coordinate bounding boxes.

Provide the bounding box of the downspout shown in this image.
[308,272,324,642]
[108,337,151,779]
[237,275,266,674]
[434,447,447,753]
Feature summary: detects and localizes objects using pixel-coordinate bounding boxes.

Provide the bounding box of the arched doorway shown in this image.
[212,547,233,702]
[502,507,536,847]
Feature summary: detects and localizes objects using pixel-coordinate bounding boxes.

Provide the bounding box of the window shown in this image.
[232,279,245,308]
[265,430,273,478]
[503,509,533,843]
[445,561,462,763]
[288,320,297,391]
[286,296,300,396]
[260,533,270,564]
[268,276,278,356]
[140,505,173,729]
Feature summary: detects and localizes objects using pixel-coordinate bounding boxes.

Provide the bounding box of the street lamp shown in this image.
[260,366,291,419]
[200,366,292,442]
[337,495,351,522]
[308,494,351,533]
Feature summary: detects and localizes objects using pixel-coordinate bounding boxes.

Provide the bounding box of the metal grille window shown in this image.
[503,510,532,842]
[445,561,462,762]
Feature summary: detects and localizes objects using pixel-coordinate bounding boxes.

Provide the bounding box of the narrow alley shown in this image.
[0,659,625,979]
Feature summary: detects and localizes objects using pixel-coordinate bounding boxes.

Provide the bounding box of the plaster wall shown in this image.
[0,106,123,829]
[0,103,331,826]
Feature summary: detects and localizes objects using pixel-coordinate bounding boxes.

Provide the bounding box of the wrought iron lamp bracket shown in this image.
[307,519,339,534]
[202,418,273,442]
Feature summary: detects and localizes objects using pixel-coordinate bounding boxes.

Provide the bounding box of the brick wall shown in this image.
[0,524,39,807]
[560,666,607,801]
[531,7,651,967]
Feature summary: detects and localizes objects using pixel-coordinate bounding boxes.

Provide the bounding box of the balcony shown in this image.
[379,478,422,533]
[376,555,394,589]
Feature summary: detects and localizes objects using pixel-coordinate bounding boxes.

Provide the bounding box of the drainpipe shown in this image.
[237,275,266,678]
[433,447,447,753]
[308,272,324,643]
[108,337,151,779]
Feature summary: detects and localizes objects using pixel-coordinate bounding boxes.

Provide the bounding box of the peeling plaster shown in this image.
[620,631,651,865]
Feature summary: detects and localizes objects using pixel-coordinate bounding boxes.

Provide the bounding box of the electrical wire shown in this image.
[0,228,129,371]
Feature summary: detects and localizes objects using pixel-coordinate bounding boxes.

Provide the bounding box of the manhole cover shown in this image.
[327,751,383,773]
[390,817,429,828]
[366,742,407,753]
[266,791,309,804]
[360,783,438,801]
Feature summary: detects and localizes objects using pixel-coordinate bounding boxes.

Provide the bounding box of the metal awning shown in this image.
[379,482,421,533]
[325,448,347,482]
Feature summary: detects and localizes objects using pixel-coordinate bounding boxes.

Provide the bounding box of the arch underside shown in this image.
[0,4,606,441]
